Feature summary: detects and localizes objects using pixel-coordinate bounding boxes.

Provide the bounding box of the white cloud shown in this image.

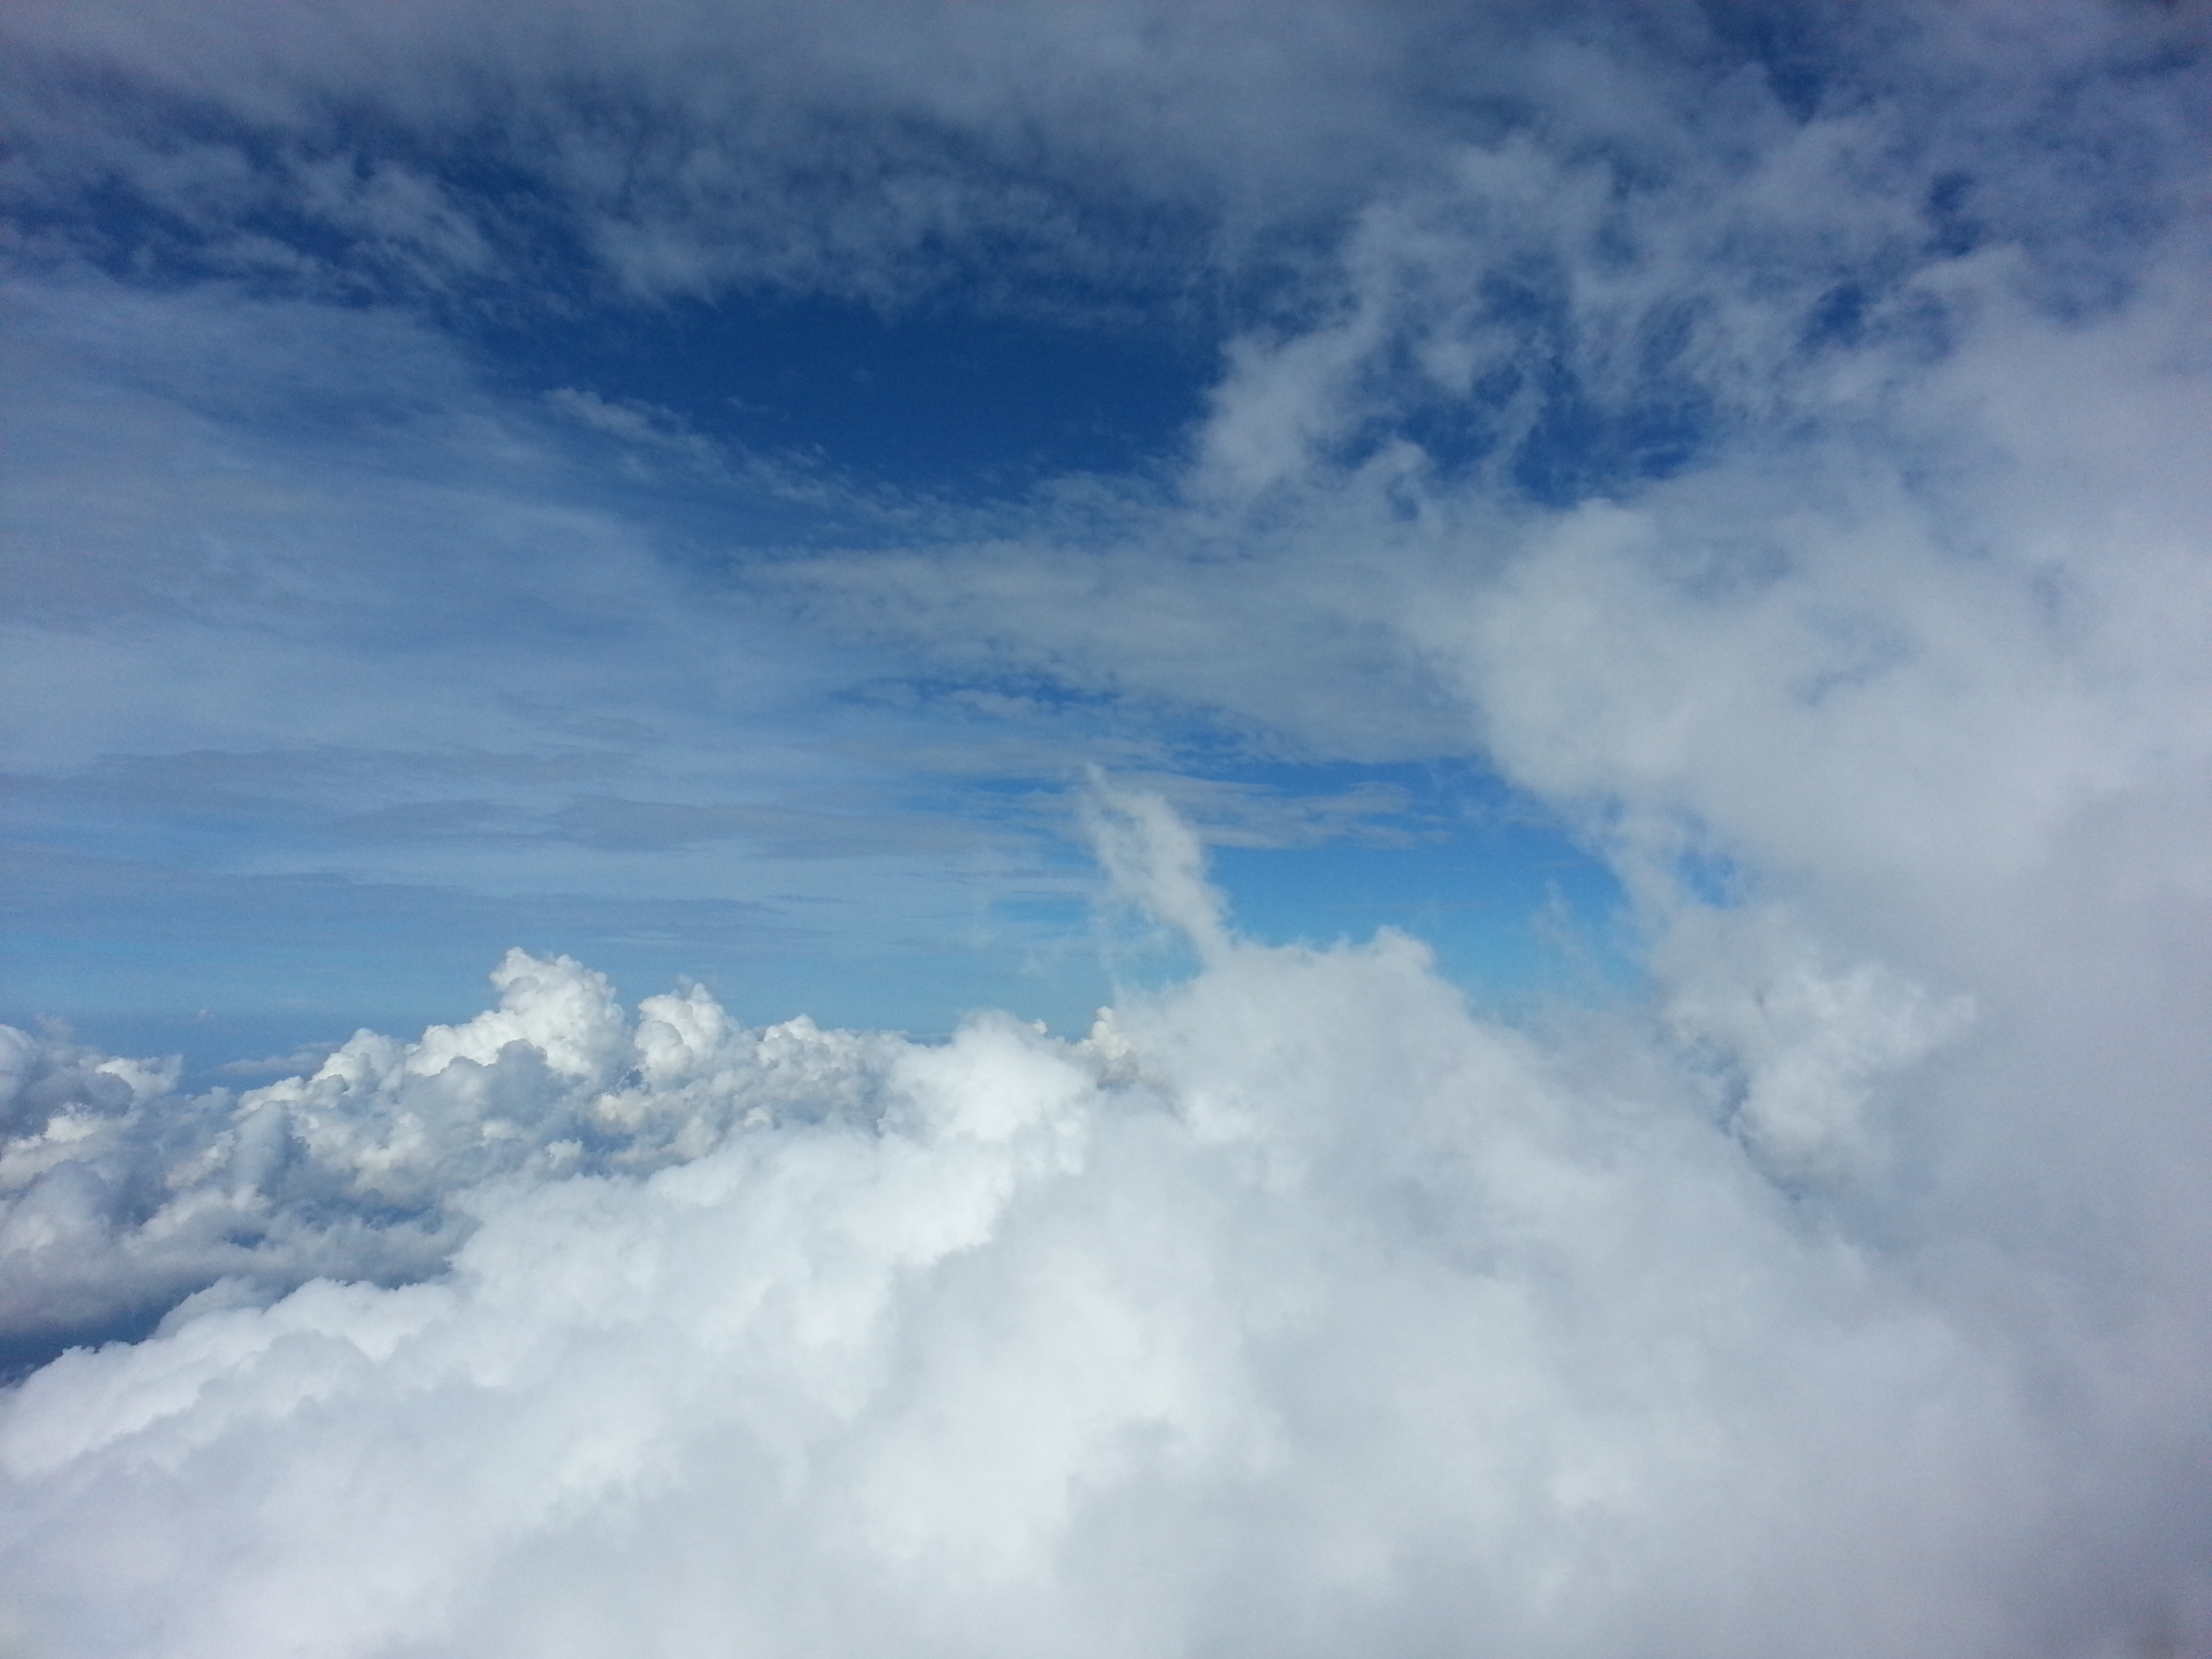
[1082,775,1231,964]
[9,804,2186,1657]
[543,388,728,478]
[40,0,2159,321]
[0,949,911,1365]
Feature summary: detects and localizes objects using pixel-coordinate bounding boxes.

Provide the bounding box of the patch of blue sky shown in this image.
[1214,835,1633,1007]
[1668,846,1754,911]
[1181,758,1639,1008]
[1325,273,1718,504]
[1,740,1635,1073]
[473,291,1217,501]
[1,844,1120,1083]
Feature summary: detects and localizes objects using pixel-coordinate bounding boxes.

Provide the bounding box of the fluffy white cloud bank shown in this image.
[0,950,901,1362]
[2,792,2208,1658]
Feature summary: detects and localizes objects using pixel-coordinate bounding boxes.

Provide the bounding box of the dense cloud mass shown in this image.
[4,1,2211,1656]
[4,791,2207,1658]
[0,950,907,1367]
[0,801,2186,1659]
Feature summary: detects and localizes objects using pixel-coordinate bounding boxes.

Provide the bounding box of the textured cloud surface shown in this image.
[5,1,2211,1654]
[4,787,2209,1658]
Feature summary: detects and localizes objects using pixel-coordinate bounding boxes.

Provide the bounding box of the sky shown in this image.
[3,2,2212,1656]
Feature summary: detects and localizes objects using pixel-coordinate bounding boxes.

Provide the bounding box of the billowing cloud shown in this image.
[0,950,901,1370]
[7,790,2202,1658]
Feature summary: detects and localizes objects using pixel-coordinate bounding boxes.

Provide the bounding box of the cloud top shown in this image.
[3,792,2207,1657]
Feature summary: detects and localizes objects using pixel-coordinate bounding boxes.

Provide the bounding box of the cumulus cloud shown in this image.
[0,951,904,1372]
[9,796,2197,1659]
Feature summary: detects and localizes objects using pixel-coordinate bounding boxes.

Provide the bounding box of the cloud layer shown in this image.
[5,775,2210,1656]
[0,800,2185,1659]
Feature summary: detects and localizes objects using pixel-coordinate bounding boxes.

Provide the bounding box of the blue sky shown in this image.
[3,5,2200,1077]
[0,15,1708,1063]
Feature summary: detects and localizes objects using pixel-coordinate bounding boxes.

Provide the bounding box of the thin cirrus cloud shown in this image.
[3,2,2211,1656]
